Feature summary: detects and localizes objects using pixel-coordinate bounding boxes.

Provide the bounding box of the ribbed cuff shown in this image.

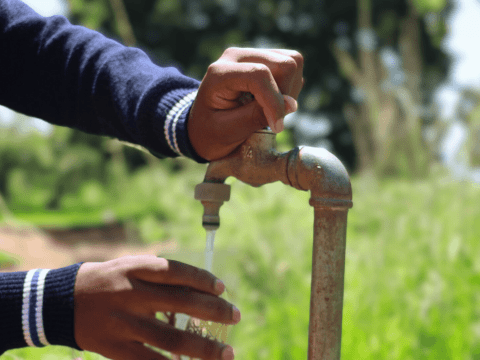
[0,263,83,355]
[163,90,197,157]
[43,263,83,350]
[176,102,209,163]
[149,88,207,163]
[0,271,30,354]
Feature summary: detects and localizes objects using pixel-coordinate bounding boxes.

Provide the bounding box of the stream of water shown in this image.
[204,229,216,273]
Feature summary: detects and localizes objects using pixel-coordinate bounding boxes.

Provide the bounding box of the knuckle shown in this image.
[279,50,304,69]
[206,63,221,76]
[249,63,270,77]
[282,57,297,72]
[222,46,240,57]
[205,60,231,80]
[290,50,304,65]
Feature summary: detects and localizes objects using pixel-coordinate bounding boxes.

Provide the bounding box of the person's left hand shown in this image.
[187,47,304,161]
[74,255,239,360]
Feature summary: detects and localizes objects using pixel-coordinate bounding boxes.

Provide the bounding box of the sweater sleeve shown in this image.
[0,0,206,162]
[0,263,83,355]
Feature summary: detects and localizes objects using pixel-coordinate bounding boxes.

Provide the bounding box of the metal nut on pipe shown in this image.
[194,182,231,230]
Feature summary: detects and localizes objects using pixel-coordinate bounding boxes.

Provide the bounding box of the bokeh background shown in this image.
[1,0,480,359]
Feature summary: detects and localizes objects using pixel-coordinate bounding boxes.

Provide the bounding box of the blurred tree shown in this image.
[66,0,451,176]
[0,120,108,211]
[334,0,450,176]
[455,88,480,167]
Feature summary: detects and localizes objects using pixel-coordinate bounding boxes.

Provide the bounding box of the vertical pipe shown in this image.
[308,207,349,360]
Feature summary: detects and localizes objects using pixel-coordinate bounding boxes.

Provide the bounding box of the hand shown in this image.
[188,47,304,161]
[74,255,239,360]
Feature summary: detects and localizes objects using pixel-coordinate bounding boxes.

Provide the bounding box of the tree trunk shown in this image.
[333,0,430,178]
[108,0,136,46]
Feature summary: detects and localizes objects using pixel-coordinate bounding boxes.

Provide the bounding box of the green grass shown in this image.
[341,176,480,359]
[4,172,480,359]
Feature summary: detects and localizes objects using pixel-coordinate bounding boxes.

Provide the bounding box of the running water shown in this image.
[204,229,216,272]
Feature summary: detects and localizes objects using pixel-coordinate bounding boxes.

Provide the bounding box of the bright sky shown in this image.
[435,0,480,118]
[443,0,480,87]
[21,0,67,17]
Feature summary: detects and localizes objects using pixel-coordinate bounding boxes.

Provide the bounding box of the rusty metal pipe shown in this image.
[308,208,349,359]
[195,129,352,359]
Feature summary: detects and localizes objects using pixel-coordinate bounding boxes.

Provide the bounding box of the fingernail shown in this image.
[215,279,225,294]
[222,345,235,360]
[272,118,284,133]
[284,95,298,114]
[232,305,241,323]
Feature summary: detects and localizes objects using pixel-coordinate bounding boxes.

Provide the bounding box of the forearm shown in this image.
[0,0,203,161]
[0,264,83,354]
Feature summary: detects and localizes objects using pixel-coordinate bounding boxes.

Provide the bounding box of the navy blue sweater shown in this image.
[0,0,204,354]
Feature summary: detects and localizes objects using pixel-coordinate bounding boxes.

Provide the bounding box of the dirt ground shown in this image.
[0,222,178,271]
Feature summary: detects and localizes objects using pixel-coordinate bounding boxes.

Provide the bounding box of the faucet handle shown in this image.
[194,182,231,230]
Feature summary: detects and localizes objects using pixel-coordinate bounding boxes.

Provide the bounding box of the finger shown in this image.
[128,257,225,296]
[208,93,297,146]
[205,60,284,129]
[221,47,298,95]
[283,95,298,115]
[210,99,267,144]
[135,282,240,324]
[269,49,305,98]
[120,342,171,360]
[187,97,263,161]
[132,317,233,360]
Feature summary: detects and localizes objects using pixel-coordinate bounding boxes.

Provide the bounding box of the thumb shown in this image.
[198,101,267,160]
[188,100,267,161]
[215,100,269,145]
[219,93,298,141]
[189,93,297,161]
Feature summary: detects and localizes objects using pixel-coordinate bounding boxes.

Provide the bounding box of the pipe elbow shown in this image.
[287,146,353,209]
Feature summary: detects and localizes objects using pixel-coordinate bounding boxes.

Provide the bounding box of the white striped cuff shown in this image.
[164,90,197,156]
[22,269,51,348]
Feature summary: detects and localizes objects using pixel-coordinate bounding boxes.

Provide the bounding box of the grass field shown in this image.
[2,170,480,359]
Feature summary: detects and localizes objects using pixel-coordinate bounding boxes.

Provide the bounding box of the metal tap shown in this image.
[195,128,353,360]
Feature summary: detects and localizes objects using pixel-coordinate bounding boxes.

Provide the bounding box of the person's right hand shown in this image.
[188,47,304,161]
[74,255,239,360]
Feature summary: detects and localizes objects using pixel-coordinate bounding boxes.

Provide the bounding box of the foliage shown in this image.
[333,0,451,177]
[4,172,480,359]
[458,89,480,167]
[0,124,109,212]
